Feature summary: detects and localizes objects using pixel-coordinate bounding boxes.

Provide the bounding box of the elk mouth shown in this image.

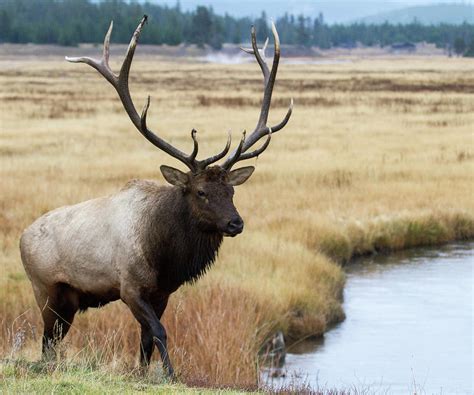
[223,229,243,237]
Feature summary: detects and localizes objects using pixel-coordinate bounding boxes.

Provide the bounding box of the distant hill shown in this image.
[357,4,474,25]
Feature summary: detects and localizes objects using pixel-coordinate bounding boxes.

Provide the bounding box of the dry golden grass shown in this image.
[1,52,473,389]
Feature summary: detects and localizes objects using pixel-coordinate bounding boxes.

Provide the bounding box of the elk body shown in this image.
[20,16,292,378]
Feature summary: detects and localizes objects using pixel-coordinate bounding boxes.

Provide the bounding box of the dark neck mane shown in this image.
[181,226,222,284]
[140,185,223,291]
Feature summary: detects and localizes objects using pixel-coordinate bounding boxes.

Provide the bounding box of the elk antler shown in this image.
[221,22,293,170]
[66,15,231,173]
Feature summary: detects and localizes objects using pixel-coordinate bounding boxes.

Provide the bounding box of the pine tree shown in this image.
[191,6,212,48]
[454,37,466,56]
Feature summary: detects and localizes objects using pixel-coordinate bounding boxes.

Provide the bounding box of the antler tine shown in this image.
[67,15,200,172]
[240,47,253,55]
[244,97,293,150]
[262,37,269,56]
[103,21,113,67]
[199,130,232,169]
[240,26,270,86]
[223,131,246,170]
[119,15,147,89]
[140,95,151,126]
[230,98,292,164]
[250,26,270,85]
[111,15,147,131]
[65,21,117,86]
[189,129,199,162]
[237,128,271,162]
[222,22,292,169]
[254,20,280,132]
[140,97,198,171]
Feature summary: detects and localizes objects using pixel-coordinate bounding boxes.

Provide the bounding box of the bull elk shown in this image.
[20,15,292,378]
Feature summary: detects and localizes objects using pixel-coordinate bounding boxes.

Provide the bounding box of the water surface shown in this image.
[272,243,473,394]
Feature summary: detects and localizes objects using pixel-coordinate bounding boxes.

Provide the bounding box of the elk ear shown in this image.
[160,165,188,188]
[228,166,255,186]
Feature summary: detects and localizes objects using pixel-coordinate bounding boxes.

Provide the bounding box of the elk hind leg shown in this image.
[41,284,78,360]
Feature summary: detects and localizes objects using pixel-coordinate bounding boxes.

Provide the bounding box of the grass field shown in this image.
[1,50,473,391]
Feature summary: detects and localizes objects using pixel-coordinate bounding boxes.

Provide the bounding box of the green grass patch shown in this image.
[0,359,250,394]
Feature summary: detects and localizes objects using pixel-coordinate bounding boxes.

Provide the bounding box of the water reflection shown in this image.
[270,243,473,394]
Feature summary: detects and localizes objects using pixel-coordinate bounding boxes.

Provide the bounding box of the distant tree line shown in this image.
[0,0,473,56]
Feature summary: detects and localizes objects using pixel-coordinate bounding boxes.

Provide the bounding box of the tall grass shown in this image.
[1,52,473,389]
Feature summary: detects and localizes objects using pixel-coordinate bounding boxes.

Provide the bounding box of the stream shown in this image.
[268,242,473,394]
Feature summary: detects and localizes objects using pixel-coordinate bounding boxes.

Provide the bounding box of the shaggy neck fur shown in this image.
[140,186,223,292]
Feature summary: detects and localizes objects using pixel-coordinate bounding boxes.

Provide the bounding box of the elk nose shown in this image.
[227,216,244,236]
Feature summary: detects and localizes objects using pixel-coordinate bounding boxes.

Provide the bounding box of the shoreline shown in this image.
[271,210,474,344]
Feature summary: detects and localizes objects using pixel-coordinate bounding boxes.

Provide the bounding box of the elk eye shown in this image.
[197,190,206,198]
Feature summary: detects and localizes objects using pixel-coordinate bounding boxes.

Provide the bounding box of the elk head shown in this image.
[66,15,292,237]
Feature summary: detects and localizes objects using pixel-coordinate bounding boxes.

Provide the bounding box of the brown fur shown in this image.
[20,166,253,378]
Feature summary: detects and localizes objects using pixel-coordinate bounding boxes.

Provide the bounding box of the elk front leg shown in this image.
[123,292,174,379]
[139,296,169,368]
[139,326,154,368]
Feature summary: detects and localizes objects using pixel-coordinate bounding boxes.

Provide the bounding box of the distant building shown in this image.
[339,41,357,49]
[390,42,416,52]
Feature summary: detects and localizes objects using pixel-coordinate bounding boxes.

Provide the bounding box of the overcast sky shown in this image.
[153,0,473,23]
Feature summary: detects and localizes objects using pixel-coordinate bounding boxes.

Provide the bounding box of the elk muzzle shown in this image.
[224,216,244,237]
